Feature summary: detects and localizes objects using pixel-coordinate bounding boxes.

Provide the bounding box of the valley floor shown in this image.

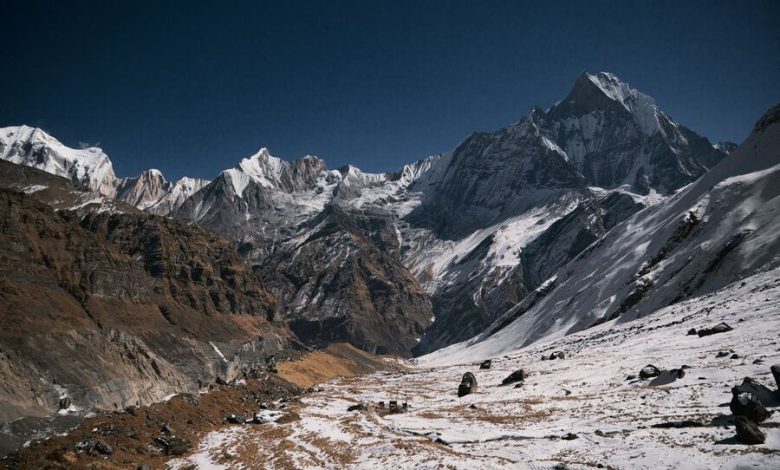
[169,269,780,469]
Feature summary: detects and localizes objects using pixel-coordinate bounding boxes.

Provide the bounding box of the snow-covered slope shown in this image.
[0,125,118,196]
[170,268,780,469]
[426,103,780,362]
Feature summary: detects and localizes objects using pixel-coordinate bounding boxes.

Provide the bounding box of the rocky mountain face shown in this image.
[0,164,299,425]
[430,103,780,361]
[2,72,737,361]
[115,169,210,215]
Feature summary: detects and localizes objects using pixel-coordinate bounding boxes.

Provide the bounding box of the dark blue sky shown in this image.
[2,1,778,180]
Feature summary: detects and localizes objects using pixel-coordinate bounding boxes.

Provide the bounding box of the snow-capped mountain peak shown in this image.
[572,71,663,136]
[0,125,118,196]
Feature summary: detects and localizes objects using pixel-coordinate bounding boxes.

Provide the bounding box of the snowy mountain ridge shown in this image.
[0,72,749,358]
[423,102,780,362]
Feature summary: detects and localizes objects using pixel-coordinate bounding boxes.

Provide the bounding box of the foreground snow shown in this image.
[168,269,780,469]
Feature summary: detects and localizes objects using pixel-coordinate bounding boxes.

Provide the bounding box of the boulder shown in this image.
[549,351,565,360]
[639,364,661,379]
[716,351,730,358]
[771,364,780,392]
[154,436,191,456]
[501,369,526,385]
[75,439,113,456]
[734,416,765,444]
[733,377,777,407]
[649,368,685,386]
[93,441,113,456]
[730,390,771,422]
[226,414,246,424]
[697,322,732,337]
[479,359,492,369]
[458,372,478,397]
[561,432,578,440]
[686,328,697,336]
[347,403,367,412]
[58,397,71,410]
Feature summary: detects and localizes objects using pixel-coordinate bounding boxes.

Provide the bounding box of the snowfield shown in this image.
[168,269,780,469]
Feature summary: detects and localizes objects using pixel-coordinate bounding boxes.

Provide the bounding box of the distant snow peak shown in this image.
[0,125,118,196]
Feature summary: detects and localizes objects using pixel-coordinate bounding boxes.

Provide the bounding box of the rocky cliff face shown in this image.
[0,170,297,425]
[257,207,433,356]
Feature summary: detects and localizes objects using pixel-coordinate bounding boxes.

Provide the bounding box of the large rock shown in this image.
[479,360,492,370]
[730,390,771,423]
[649,368,685,386]
[154,436,191,456]
[733,377,776,407]
[639,364,661,379]
[697,322,732,337]
[501,369,527,386]
[771,364,780,392]
[734,416,766,445]
[458,372,478,397]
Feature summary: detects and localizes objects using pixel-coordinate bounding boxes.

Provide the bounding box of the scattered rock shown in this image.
[347,403,367,412]
[58,397,71,410]
[468,404,478,409]
[226,414,246,424]
[716,351,730,358]
[697,322,732,337]
[142,444,161,454]
[93,441,113,455]
[458,372,478,397]
[180,393,199,405]
[501,369,526,385]
[154,436,191,456]
[686,328,697,336]
[731,354,740,359]
[730,390,771,422]
[549,351,565,360]
[75,439,113,456]
[734,416,766,444]
[625,374,636,381]
[159,424,175,435]
[561,432,578,440]
[266,355,278,373]
[639,364,661,379]
[514,382,524,389]
[651,420,705,428]
[650,368,685,386]
[479,359,492,369]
